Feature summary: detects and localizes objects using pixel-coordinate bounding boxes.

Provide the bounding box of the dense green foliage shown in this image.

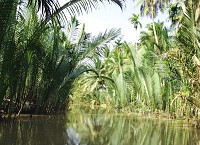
[1,0,200,120]
[72,0,200,119]
[0,0,124,116]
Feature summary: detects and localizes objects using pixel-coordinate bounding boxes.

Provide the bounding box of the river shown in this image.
[0,109,199,145]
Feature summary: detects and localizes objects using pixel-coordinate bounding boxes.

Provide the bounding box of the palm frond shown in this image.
[28,0,61,18]
[57,0,124,15]
[0,0,18,48]
[81,28,121,62]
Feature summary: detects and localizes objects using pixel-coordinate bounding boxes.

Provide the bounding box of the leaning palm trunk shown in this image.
[152,18,158,45]
[150,5,158,45]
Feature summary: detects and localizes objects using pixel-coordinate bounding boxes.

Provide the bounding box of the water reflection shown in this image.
[0,110,199,145]
[0,115,67,145]
[66,109,200,145]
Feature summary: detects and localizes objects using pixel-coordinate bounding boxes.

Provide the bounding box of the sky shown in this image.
[76,1,143,43]
[62,0,169,44]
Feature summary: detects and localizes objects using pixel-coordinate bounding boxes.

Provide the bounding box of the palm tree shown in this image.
[129,14,142,30]
[169,0,200,28]
[139,22,176,111]
[134,0,169,45]
[168,2,183,29]
[129,13,142,44]
[71,29,121,106]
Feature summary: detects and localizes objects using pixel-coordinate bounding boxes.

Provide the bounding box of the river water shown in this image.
[0,109,200,145]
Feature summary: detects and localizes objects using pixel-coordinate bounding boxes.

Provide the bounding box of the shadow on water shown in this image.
[0,115,67,145]
[0,109,200,145]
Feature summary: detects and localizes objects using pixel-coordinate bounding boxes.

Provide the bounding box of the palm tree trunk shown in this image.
[150,5,158,45]
[135,28,138,49]
[152,18,158,45]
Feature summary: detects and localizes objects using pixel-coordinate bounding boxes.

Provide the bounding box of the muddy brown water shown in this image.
[0,109,200,145]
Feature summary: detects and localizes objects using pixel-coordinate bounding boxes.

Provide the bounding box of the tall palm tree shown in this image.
[139,22,175,111]
[129,14,142,30]
[134,0,170,45]
[129,13,142,44]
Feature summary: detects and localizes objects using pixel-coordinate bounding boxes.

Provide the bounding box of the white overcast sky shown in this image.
[63,0,169,43]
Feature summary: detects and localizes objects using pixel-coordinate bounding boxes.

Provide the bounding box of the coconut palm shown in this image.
[139,21,179,111]
[129,13,142,44]
[168,0,200,28]
[168,2,183,29]
[72,40,129,108]
[129,13,142,30]
[134,0,170,45]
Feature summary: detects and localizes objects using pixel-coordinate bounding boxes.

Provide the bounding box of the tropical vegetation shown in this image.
[71,0,200,119]
[0,0,124,117]
[0,0,200,122]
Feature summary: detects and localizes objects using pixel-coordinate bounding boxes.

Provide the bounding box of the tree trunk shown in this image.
[135,28,138,49]
[150,4,158,45]
[152,18,158,45]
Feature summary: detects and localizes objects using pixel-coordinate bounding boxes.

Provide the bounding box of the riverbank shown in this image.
[68,103,200,129]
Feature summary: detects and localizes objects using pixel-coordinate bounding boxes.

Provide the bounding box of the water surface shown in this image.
[0,109,199,145]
